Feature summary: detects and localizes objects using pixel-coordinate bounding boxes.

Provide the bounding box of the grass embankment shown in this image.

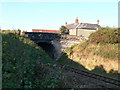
[57,28,120,79]
[2,30,63,88]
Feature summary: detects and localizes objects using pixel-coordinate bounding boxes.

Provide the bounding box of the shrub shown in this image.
[88,28,119,44]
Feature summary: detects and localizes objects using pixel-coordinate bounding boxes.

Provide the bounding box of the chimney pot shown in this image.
[97,19,100,25]
[65,22,67,26]
[75,17,79,24]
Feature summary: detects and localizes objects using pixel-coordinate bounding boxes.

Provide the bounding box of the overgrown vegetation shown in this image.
[89,27,119,44]
[83,28,119,59]
[70,42,118,60]
[2,30,60,88]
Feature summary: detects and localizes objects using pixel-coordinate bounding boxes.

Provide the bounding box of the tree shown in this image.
[59,25,69,34]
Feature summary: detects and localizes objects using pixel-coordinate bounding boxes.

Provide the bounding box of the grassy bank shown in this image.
[2,30,61,88]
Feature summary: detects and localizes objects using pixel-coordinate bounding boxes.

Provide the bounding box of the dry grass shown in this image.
[66,43,119,73]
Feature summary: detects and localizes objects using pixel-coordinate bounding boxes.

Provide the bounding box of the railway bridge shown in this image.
[24,32,85,60]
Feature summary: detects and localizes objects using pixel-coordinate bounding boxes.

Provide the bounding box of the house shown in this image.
[32,29,60,33]
[65,17,100,37]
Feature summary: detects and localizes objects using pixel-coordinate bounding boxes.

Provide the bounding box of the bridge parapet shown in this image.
[24,32,61,40]
[24,32,86,41]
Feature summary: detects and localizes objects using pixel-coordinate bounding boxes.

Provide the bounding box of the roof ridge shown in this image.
[75,23,81,28]
[80,23,97,25]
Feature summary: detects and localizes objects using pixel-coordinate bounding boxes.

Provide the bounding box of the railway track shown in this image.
[55,65,120,88]
[64,66,120,87]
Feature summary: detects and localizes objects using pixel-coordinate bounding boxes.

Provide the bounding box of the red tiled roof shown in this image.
[32,29,60,33]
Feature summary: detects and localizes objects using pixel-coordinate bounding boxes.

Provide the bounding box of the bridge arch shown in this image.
[36,42,56,59]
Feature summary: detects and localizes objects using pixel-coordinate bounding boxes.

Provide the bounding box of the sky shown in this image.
[0,0,118,31]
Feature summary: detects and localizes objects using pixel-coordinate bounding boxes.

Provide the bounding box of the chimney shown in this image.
[97,19,100,25]
[65,22,67,26]
[75,17,79,24]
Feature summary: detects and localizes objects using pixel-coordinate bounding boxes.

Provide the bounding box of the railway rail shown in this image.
[63,65,120,88]
[53,64,120,88]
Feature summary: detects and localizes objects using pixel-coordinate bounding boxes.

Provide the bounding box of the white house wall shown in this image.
[69,28,96,37]
[78,29,96,37]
